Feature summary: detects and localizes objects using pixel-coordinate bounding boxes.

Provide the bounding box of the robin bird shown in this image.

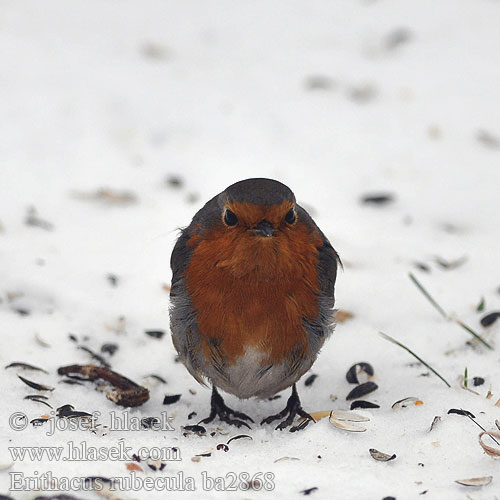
[169,178,339,430]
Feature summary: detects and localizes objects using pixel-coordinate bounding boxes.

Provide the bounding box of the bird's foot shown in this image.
[261,384,313,431]
[200,386,254,429]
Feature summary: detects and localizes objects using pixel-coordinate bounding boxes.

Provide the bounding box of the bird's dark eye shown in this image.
[285,208,296,224]
[224,209,238,226]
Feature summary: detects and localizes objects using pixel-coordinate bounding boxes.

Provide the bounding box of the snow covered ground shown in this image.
[1,0,500,498]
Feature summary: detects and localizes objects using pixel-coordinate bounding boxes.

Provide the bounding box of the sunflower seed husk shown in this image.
[369,448,396,462]
[304,374,318,387]
[226,434,252,444]
[346,362,374,384]
[392,397,420,409]
[5,362,48,374]
[17,375,54,392]
[350,400,380,410]
[35,333,51,348]
[448,409,475,418]
[346,381,378,400]
[330,410,370,422]
[274,456,300,463]
[26,397,53,409]
[455,476,492,487]
[329,417,367,432]
[429,416,441,432]
[478,431,500,457]
[480,312,500,327]
[308,411,331,422]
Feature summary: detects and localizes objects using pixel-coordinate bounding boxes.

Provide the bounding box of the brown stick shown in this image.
[58,364,149,407]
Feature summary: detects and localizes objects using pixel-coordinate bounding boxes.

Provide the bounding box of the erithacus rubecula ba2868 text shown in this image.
[169,178,339,430]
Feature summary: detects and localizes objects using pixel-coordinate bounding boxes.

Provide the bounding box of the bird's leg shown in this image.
[261,384,312,431]
[199,386,254,429]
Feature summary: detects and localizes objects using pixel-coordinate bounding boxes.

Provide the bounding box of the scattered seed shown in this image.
[5,362,48,374]
[476,129,500,149]
[35,333,51,348]
[25,207,54,231]
[305,75,335,91]
[478,431,500,457]
[144,374,167,384]
[385,27,412,50]
[434,255,467,270]
[101,343,119,356]
[191,456,201,462]
[183,425,206,436]
[308,411,331,422]
[346,362,374,384]
[369,448,396,462]
[25,396,53,409]
[392,397,421,409]
[480,312,500,327]
[68,334,78,342]
[145,330,165,339]
[163,394,181,405]
[348,84,378,103]
[30,417,49,426]
[84,477,113,488]
[60,379,84,385]
[334,310,354,323]
[141,417,160,429]
[125,462,142,472]
[429,416,441,432]
[350,400,380,410]
[72,188,137,205]
[17,375,54,392]
[216,444,229,452]
[57,404,93,419]
[329,410,369,432]
[227,434,253,444]
[346,382,378,400]
[448,409,475,418]
[455,476,492,487]
[360,193,394,205]
[147,458,166,471]
[165,175,183,187]
[472,377,485,386]
[304,374,318,387]
[301,487,318,495]
[414,262,431,273]
[274,456,300,463]
[106,274,118,287]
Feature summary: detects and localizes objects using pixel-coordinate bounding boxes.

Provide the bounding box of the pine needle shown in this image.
[408,273,493,350]
[409,272,447,318]
[379,331,451,388]
[461,409,500,447]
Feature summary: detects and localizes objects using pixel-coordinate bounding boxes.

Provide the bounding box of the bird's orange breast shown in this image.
[185,222,322,364]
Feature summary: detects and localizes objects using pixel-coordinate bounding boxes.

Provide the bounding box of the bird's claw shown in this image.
[201,386,253,429]
[261,384,312,431]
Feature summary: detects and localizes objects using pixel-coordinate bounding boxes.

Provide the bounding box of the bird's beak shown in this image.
[251,220,275,237]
